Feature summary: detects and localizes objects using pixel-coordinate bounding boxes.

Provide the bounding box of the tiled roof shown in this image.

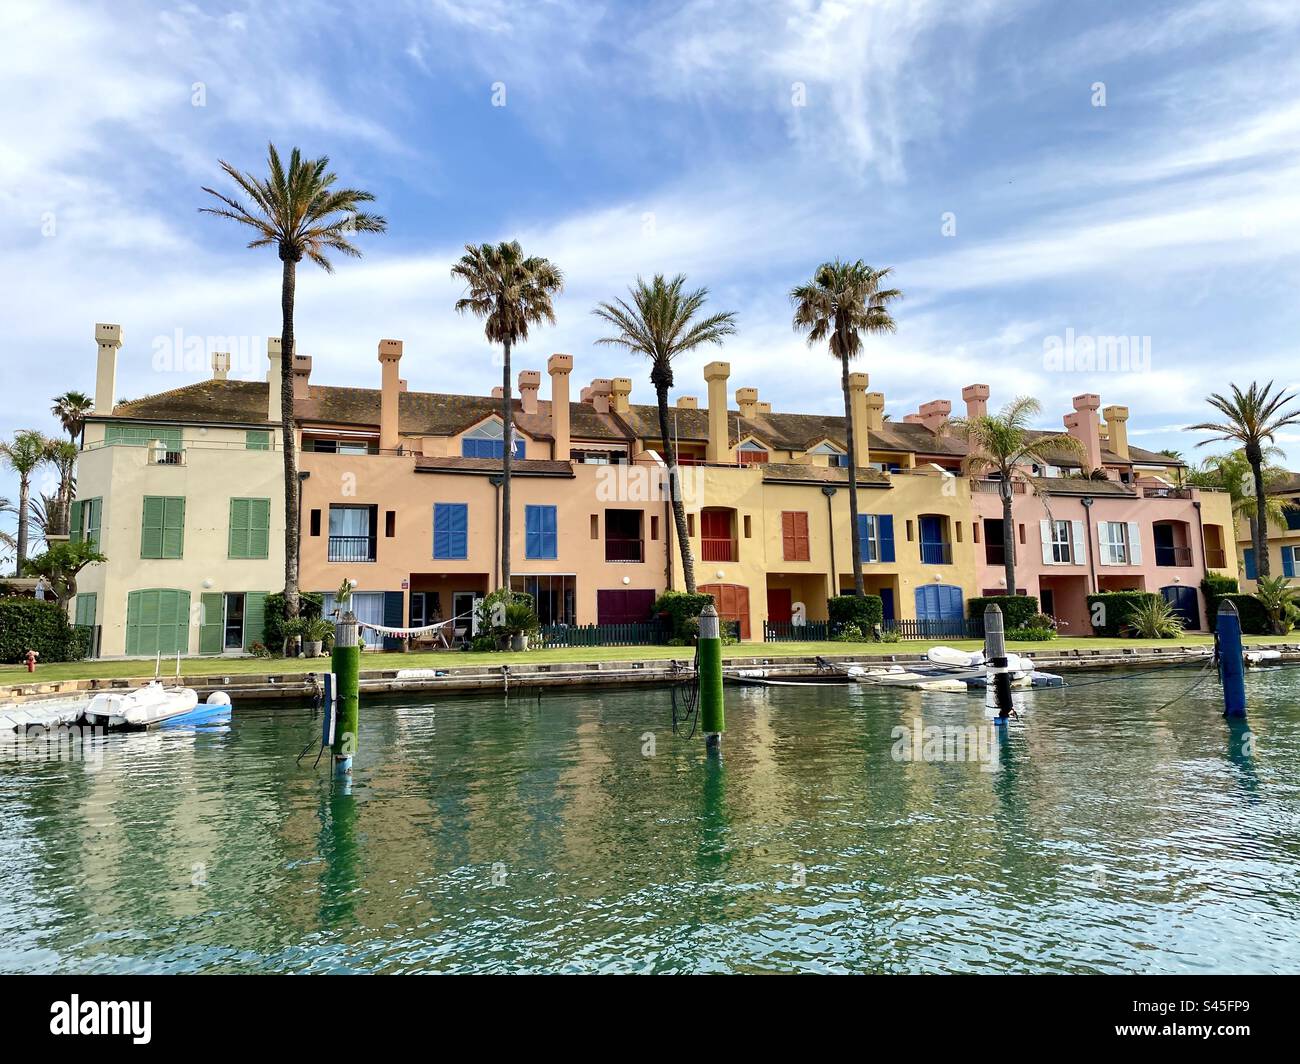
[106,380,276,426]
[1266,471,1300,496]
[414,456,575,477]
[760,462,890,487]
[1029,476,1135,496]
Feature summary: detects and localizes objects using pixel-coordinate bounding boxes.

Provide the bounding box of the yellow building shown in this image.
[1236,471,1300,590]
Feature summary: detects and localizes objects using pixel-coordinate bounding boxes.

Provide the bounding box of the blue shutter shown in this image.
[433,504,450,558]
[1284,547,1296,578]
[451,503,468,558]
[878,515,895,563]
[857,515,872,562]
[1244,548,1257,580]
[941,585,963,620]
[915,585,937,620]
[526,505,557,559]
[382,590,405,650]
[434,504,468,559]
[513,438,526,459]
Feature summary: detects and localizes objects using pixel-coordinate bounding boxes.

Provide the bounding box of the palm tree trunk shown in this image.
[653,374,695,593]
[500,338,512,592]
[1001,481,1017,597]
[280,257,301,619]
[15,476,29,575]
[840,354,864,596]
[1247,444,1270,578]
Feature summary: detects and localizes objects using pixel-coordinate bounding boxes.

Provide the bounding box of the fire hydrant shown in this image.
[24,649,39,673]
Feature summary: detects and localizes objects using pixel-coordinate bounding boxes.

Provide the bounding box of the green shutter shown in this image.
[243,592,267,651]
[161,497,185,559]
[69,500,83,544]
[124,591,140,655]
[107,425,183,450]
[249,499,270,559]
[229,498,250,558]
[245,430,271,450]
[86,498,102,550]
[74,592,97,627]
[199,592,223,654]
[141,497,165,558]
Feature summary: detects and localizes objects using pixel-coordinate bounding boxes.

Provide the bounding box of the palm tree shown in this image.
[950,397,1083,598]
[43,438,78,537]
[1187,448,1291,531]
[593,274,737,594]
[1253,574,1299,635]
[791,261,901,596]
[200,143,387,619]
[0,430,52,575]
[51,390,93,441]
[1187,382,1300,579]
[452,241,564,592]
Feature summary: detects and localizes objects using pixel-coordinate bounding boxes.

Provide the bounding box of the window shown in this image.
[809,442,847,467]
[462,419,525,459]
[511,575,576,625]
[743,515,752,538]
[573,449,627,464]
[604,509,643,562]
[1284,546,1296,578]
[736,440,769,465]
[651,516,659,540]
[309,438,374,455]
[329,505,376,562]
[228,498,271,559]
[141,496,185,559]
[919,515,951,564]
[984,518,1006,565]
[700,509,734,561]
[74,592,96,628]
[1051,519,1073,563]
[310,509,322,537]
[781,511,810,561]
[525,505,558,559]
[385,510,396,537]
[857,514,895,563]
[433,503,468,559]
[1285,501,1300,531]
[1244,548,1257,580]
[245,430,271,450]
[124,589,191,655]
[106,424,182,451]
[687,513,696,537]
[1100,521,1130,565]
[69,498,102,550]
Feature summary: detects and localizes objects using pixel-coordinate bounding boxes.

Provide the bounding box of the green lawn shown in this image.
[3,633,1291,686]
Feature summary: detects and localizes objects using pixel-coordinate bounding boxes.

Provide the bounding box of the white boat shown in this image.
[81,681,199,729]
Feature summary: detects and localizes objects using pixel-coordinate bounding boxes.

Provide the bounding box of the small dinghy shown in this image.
[1244,649,1282,667]
[845,647,1064,692]
[81,681,199,730]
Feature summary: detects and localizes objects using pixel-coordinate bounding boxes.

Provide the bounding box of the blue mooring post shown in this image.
[1217,599,1247,718]
[984,603,1014,723]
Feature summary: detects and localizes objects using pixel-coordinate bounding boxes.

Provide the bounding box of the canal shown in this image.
[2,666,1298,973]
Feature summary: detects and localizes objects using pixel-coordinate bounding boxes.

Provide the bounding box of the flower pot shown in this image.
[304,640,322,658]
[510,632,527,652]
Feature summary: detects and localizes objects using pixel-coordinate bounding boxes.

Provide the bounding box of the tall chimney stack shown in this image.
[864,392,885,432]
[962,383,989,421]
[518,369,540,414]
[736,387,759,420]
[848,372,871,467]
[266,338,283,423]
[676,396,698,409]
[1064,393,1102,472]
[548,354,572,461]
[211,351,230,381]
[918,399,952,434]
[94,323,122,415]
[588,378,612,414]
[704,361,732,464]
[378,339,403,451]
[1102,404,1130,461]
[610,377,632,414]
[292,354,312,400]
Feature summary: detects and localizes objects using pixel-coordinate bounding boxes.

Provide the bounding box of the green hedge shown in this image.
[967,595,1040,630]
[1086,591,1160,636]
[1202,574,1240,632]
[0,597,90,663]
[263,591,324,651]
[1215,594,1272,635]
[827,594,884,630]
[653,591,716,640]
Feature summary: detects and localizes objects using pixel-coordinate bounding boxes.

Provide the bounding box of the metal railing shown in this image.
[972,479,1026,494]
[701,537,735,562]
[327,535,376,562]
[1155,545,1193,567]
[1141,486,1192,499]
[1205,548,1228,568]
[920,541,953,564]
[535,621,667,648]
[604,538,644,562]
[763,617,984,641]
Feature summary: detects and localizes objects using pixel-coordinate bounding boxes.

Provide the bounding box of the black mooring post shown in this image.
[984,603,1014,722]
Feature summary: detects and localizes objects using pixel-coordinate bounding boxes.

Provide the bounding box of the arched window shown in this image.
[462,418,525,459]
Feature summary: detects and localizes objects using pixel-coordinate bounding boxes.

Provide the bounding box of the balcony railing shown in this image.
[701,537,735,562]
[328,535,376,562]
[973,479,1026,494]
[604,537,644,562]
[920,541,953,565]
[1155,545,1193,567]
[1142,486,1192,499]
[1206,547,1228,568]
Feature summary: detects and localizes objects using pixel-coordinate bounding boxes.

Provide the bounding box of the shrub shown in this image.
[1202,574,1239,632]
[968,595,1039,630]
[653,591,715,640]
[834,622,868,643]
[1025,612,1057,631]
[827,594,883,632]
[0,597,89,663]
[1125,596,1185,639]
[878,628,902,643]
[504,601,539,636]
[1007,626,1056,641]
[1086,591,1160,637]
[1214,593,1274,635]
[264,591,324,653]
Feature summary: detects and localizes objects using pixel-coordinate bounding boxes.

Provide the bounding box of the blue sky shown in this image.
[3,0,1300,528]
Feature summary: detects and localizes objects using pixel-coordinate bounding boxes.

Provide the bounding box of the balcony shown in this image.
[1155,545,1193,567]
[920,541,953,565]
[1141,485,1192,500]
[605,537,644,562]
[973,479,1026,494]
[701,537,735,562]
[328,535,376,563]
[1206,548,1227,568]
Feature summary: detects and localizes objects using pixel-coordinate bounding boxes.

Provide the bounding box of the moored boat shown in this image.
[81,681,199,729]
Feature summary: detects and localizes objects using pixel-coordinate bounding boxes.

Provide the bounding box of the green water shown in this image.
[2,668,1299,974]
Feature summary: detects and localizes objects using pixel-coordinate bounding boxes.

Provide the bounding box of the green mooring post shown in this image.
[699,603,725,756]
[332,610,360,775]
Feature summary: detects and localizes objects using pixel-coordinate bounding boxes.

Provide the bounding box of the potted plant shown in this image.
[303,617,334,658]
[505,601,539,651]
[282,617,309,657]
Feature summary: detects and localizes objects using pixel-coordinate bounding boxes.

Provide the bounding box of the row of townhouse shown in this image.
[1238,470,1300,588]
[68,323,1237,657]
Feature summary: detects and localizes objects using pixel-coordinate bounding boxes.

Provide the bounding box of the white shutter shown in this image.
[1040,519,1054,564]
[1127,521,1142,565]
[1071,520,1086,566]
[1097,522,1112,565]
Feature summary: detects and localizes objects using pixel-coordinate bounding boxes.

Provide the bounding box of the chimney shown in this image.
[267,338,283,423]
[610,377,632,414]
[548,353,572,460]
[918,399,952,434]
[736,387,759,420]
[704,361,732,463]
[848,372,871,467]
[1064,393,1102,472]
[94,323,122,415]
[676,396,698,409]
[211,351,231,381]
[1103,404,1130,461]
[291,355,312,399]
[588,378,612,414]
[864,392,885,432]
[961,383,989,421]
[378,338,403,451]
[755,401,771,413]
[399,379,408,392]
[518,369,540,414]
[492,386,504,399]
[903,413,923,424]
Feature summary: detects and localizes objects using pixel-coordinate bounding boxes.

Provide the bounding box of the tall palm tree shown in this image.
[51,390,94,442]
[950,397,1083,598]
[1187,381,1300,579]
[44,438,78,537]
[1187,448,1291,531]
[593,274,737,594]
[791,261,901,596]
[200,143,386,618]
[452,241,564,592]
[0,429,52,575]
